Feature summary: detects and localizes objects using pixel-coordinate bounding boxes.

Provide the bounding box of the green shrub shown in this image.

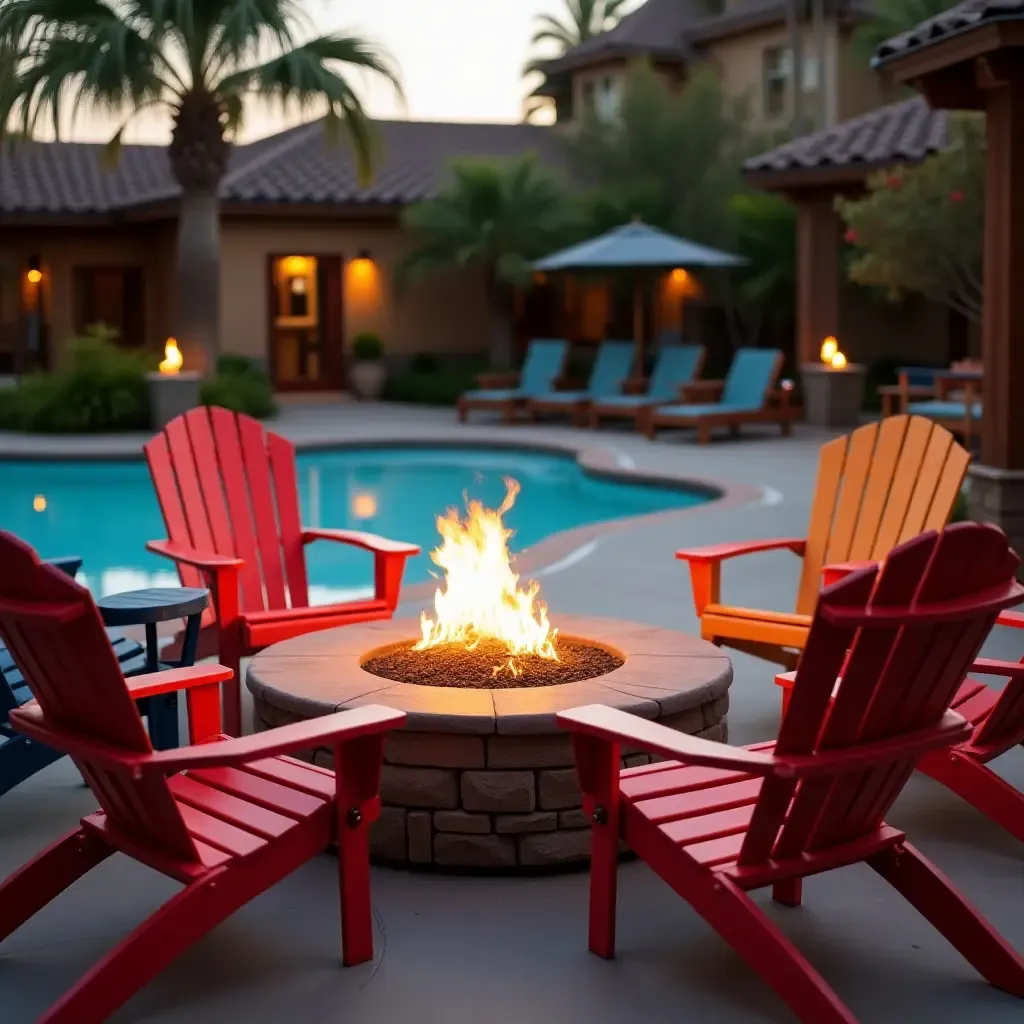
[410,352,440,374]
[352,332,384,360]
[951,488,969,522]
[201,356,276,419]
[0,327,150,432]
[385,359,487,405]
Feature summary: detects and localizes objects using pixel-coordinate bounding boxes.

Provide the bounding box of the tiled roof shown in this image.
[685,0,787,44]
[743,97,950,178]
[537,0,701,75]
[874,0,1024,63]
[0,119,561,216]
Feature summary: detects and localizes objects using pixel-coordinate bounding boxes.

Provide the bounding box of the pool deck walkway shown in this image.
[1,399,1023,1024]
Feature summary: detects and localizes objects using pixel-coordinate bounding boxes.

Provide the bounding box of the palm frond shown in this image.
[216,34,402,186]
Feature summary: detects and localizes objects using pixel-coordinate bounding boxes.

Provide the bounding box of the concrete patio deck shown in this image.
[1,400,1022,1023]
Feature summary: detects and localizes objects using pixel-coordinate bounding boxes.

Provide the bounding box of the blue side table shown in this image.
[97,587,209,750]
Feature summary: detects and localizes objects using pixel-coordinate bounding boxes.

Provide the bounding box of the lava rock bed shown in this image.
[361,636,624,688]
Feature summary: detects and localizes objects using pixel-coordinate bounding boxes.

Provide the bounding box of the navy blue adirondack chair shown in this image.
[0,557,154,798]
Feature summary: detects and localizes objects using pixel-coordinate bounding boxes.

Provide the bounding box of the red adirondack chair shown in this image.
[777,607,1024,846]
[145,407,420,735]
[558,523,1024,1024]
[0,531,405,1024]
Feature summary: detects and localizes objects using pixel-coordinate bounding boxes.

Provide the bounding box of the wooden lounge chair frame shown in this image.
[559,524,1024,1024]
[676,415,971,669]
[456,339,568,424]
[642,351,797,443]
[0,531,407,1024]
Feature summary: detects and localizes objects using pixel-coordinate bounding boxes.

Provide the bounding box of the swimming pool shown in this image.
[0,446,710,601]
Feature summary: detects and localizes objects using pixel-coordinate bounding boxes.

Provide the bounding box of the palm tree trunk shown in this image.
[174,190,221,374]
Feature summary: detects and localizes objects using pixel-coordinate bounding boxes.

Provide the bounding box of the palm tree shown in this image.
[0,0,402,372]
[523,0,632,120]
[851,0,955,64]
[399,156,573,369]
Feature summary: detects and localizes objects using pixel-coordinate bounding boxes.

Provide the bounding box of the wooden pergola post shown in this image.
[795,194,842,366]
[878,13,1024,563]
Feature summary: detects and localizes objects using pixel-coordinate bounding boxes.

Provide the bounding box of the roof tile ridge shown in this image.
[222,119,325,188]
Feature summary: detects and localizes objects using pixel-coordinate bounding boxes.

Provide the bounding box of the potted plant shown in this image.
[349,332,387,399]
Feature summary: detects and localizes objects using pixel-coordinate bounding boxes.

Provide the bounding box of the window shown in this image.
[762,46,791,118]
[73,266,145,346]
[581,79,596,115]
[595,76,622,123]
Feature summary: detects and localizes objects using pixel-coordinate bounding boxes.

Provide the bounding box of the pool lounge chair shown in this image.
[457,339,568,424]
[526,340,636,426]
[643,347,794,444]
[587,344,705,430]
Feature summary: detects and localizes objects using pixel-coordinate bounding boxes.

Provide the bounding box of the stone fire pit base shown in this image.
[246,616,732,871]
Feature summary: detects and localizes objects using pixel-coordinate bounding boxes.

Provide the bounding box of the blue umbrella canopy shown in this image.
[534,221,745,271]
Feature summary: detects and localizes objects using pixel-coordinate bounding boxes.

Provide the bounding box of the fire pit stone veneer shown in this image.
[246,615,732,871]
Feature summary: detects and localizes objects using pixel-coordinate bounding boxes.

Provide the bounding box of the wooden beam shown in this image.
[796,198,841,366]
[979,63,1024,468]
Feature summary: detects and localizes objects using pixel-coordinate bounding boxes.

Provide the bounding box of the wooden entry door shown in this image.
[268,254,344,391]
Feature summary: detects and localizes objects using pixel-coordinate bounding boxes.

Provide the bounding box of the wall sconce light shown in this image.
[357,248,372,262]
[27,255,42,285]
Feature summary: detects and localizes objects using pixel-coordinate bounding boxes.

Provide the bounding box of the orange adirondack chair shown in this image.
[777,607,1024,845]
[558,523,1024,1024]
[0,531,406,1024]
[145,407,420,735]
[676,414,970,669]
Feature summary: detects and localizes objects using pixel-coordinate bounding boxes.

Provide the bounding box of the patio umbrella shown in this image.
[534,221,745,365]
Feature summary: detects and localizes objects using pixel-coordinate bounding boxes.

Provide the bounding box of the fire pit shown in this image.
[246,480,732,870]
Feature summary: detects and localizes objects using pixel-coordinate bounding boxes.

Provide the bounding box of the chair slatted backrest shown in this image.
[145,407,309,615]
[586,341,635,397]
[720,348,783,408]
[795,416,970,615]
[738,524,1021,868]
[520,339,568,393]
[647,345,704,401]
[0,531,199,862]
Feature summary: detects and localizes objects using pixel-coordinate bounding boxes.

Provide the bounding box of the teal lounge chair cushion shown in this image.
[582,340,636,398]
[646,345,704,401]
[531,390,589,405]
[908,399,983,420]
[654,403,764,419]
[519,339,569,394]
[720,348,782,408]
[461,388,527,402]
[594,394,659,409]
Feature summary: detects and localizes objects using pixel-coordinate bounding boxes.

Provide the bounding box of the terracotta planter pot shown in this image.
[349,361,387,400]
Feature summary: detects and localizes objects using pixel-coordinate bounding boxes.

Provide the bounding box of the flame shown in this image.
[820,337,838,363]
[830,351,848,369]
[159,337,183,375]
[414,478,558,676]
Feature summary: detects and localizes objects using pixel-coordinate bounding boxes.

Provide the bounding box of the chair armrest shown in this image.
[475,372,520,389]
[124,663,233,700]
[622,377,648,395]
[680,380,724,402]
[146,540,243,571]
[145,705,407,774]
[968,657,1024,678]
[557,704,779,775]
[997,609,1024,629]
[301,528,420,557]
[676,537,807,565]
[821,560,876,587]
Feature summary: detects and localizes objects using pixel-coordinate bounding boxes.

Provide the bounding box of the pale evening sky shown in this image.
[64,0,638,145]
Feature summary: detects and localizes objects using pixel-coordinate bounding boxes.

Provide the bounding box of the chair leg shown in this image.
[218,632,243,737]
[588,804,620,959]
[919,751,1024,844]
[686,875,857,1024]
[772,878,802,906]
[0,828,112,944]
[698,422,711,445]
[870,841,1024,996]
[38,866,260,1024]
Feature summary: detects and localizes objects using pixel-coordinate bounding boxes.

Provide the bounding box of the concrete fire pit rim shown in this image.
[246,615,733,736]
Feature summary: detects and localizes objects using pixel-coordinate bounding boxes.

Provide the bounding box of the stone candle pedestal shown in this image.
[800,363,866,428]
[147,371,201,430]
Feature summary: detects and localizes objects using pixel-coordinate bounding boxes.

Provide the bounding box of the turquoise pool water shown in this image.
[0,447,709,601]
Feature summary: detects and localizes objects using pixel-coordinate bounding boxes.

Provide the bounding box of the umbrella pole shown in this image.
[633,277,644,370]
